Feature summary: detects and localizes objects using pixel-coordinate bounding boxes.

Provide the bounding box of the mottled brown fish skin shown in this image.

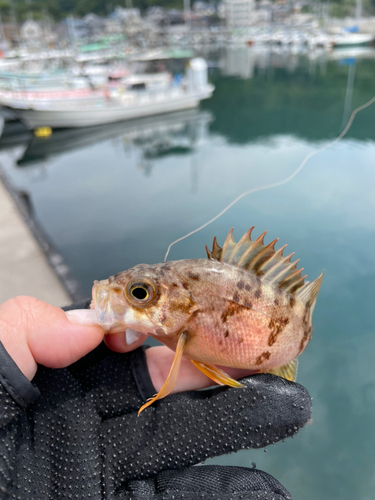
[92,258,312,372]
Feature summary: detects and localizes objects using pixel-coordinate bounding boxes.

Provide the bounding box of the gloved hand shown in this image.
[0,298,311,500]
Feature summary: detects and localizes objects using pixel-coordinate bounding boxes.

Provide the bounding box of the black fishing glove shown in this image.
[0,302,311,500]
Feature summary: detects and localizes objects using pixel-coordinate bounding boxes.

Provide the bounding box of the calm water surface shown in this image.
[1,47,375,499]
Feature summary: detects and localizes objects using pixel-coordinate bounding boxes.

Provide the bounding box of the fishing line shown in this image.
[164,95,375,262]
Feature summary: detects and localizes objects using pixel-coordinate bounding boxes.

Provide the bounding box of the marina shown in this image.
[2,45,375,499]
[0,1,375,497]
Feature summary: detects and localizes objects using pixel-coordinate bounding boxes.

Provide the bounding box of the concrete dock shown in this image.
[0,179,71,307]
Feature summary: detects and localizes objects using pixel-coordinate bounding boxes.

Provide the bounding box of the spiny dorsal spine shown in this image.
[206,227,307,294]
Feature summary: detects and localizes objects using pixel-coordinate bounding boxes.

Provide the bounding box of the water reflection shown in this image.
[205,44,375,81]
[0,109,211,168]
[200,47,375,144]
[1,46,375,500]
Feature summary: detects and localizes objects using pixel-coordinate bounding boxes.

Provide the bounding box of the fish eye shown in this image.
[131,286,148,300]
[126,279,157,307]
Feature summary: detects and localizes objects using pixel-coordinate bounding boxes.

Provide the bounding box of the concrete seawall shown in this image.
[0,178,71,307]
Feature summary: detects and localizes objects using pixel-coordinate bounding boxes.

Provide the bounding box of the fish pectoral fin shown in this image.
[190,359,246,388]
[138,332,188,416]
[266,358,298,382]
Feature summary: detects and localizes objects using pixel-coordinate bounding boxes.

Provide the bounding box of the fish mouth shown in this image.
[92,279,128,333]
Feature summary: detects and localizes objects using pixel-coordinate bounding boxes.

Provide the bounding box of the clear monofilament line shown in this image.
[164,95,375,262]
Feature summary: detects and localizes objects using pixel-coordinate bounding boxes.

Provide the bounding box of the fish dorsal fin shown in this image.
[297,272,324,312]
[206,227,308,294]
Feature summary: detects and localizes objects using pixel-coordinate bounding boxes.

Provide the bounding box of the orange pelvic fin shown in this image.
[190,359,246,388]
[138,332,187,416]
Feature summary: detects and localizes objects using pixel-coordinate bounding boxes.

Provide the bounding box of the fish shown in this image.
[91,227,323,414]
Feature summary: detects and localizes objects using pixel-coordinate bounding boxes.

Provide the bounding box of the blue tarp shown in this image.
[344,26,359,33]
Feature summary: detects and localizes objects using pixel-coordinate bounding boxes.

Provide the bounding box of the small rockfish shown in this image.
[92,227,323,414]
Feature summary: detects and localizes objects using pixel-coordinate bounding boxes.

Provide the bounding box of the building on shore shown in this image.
[222,0,256,28]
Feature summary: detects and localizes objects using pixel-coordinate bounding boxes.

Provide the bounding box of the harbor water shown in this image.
[1,46,375,499]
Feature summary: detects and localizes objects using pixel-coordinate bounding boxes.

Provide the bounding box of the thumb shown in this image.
[0,296,105,381]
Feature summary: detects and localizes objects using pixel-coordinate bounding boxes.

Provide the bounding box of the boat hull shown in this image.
[332,34,374,48]
[10,88,214,129]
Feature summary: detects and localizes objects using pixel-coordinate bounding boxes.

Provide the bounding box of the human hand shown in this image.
[0,296,106,380]
[67,304,312,500]
[0,298,311,499]
[0,295,256,387]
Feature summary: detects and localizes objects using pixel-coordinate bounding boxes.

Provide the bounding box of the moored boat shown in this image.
[3,58,214,130]
[331,33,374,47]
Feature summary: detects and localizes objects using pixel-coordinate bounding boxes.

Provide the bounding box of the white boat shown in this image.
[5,58,214,129]
[331,33,374,47]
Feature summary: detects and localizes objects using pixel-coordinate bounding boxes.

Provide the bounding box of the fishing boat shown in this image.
[3,58,214,129]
